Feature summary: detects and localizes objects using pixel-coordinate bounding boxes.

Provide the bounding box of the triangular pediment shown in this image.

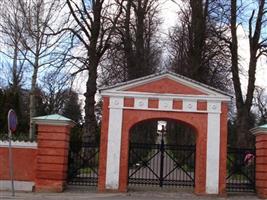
[124,77,206,95]
[100,71,231,98]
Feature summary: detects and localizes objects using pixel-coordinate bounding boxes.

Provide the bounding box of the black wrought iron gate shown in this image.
[128,139,195,187]
[68,143,99,186]
[226,147,255,192]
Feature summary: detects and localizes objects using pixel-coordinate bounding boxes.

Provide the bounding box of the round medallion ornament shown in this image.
[138,101,144,107]
[114,100,119,105]
[187,104,192,109]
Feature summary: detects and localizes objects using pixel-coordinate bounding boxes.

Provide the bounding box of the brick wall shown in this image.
[35,124,71,192]
[255,134,267,198]
[0,141,37,191]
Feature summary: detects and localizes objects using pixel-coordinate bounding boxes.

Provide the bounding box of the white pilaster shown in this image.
[206,101,221,194]
[106,96,124,189]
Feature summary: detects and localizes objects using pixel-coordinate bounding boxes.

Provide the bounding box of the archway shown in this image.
[128,118,196,189]
[117,110,207,194]
[98,71,230,195]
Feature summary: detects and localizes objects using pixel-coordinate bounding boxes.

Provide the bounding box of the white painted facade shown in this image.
[101,72,231,193]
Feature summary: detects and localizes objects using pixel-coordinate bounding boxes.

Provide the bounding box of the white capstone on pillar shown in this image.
[105,96,124,189]
[206,101,221,194]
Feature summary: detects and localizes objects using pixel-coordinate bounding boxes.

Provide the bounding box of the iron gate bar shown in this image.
[128,143,162,185]
[69,150,99,178]
[226,147,255,192]
[129,143,161,179]
[163,149,195,182]
[159,140,164,187]
[68,143,99,186]
[128,141,196,187]
[226,155,254,184]
[129,149,161,180]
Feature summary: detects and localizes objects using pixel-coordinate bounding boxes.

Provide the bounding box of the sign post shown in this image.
[7,109,17,196]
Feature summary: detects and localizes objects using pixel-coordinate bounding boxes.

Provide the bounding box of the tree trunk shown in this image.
[189,0,207,81]
[235,107,255,148]
[83,65,98,143]
[12,41,19,90]
[29,67,38,139]
[230,0,244,110]
[82,0,102,143]
[135,0,146,78]
[124,0,135,80]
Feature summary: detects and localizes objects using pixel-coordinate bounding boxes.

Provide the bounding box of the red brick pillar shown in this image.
[251,125,267,199]
[33,114,75,192]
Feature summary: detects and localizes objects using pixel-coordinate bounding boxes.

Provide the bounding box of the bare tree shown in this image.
[0,0,31,135]
[176,0,267,147]
[99,0,162,86]
[229,0,266,147]
[167,0,231,91]
[0,0,27,90]
[59,0,122,143]
[41,71,72,115]
[17,0,67,139]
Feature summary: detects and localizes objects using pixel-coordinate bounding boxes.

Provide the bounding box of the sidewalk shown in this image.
[0,190,260,200]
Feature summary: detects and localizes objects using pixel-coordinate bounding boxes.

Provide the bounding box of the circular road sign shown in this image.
[8,109,17,133]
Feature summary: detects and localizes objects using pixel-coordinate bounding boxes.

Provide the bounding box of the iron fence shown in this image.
[226,147,255,193]
[68,143,99,186]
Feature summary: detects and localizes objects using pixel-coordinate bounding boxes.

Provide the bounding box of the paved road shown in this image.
[0,189,261,200]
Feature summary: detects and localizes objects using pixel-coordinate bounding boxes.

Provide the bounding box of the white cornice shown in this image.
[101,91,231,102]
[113,106,222,114]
